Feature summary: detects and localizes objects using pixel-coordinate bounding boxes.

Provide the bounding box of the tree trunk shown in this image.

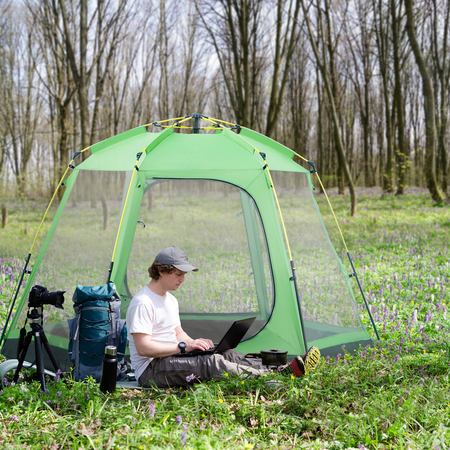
[301,0,357,215]
[392,0,408,195]
[405,0,445,202]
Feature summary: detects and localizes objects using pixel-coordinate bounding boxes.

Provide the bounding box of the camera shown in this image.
[28,285,65,309]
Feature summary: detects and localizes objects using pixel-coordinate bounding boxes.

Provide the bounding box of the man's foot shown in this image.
[303,346,321,373]
[279,355,306,377]
[279,346,321,377]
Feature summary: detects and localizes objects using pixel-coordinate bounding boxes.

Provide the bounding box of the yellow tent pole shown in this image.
[288,149,350,254]
[254,147,308,352]
[206,116,239,127]
[314,173,349,253]
[145,116,186,126]
[107,149,146,283]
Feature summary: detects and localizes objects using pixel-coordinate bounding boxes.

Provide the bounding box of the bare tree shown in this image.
[265,0,301,137]
[391,0,409,195]
[27,0,77,196]
[286,30,313,158]
[405,0,445,201]
[0,6,42,196]
[372,0,395,192]
[431,0,450,195]
[195,0,265,130]
[59,0,133,153]
[301,0,357,215]
[345,0,376,187]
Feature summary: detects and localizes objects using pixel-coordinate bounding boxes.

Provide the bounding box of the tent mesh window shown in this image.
[1,169,129,372]
[13,170,130,328]
[271,171,365,347]
[124,179,274,342]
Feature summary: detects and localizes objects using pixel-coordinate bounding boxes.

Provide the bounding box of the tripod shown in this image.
[13,308,61,391]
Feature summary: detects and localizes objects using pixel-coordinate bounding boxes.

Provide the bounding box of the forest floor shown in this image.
[0,190,449,449]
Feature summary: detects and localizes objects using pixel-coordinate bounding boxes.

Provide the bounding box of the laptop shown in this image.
[174,317,256,357]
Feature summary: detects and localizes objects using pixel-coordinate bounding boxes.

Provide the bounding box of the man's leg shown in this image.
[139,352,270,388]
[220,349,271,370]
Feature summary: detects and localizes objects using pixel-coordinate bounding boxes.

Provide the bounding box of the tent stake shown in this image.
[347,252,380,341]
[0,253,31,348]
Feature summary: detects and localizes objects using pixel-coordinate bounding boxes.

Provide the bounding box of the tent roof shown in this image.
[80,126,309,174]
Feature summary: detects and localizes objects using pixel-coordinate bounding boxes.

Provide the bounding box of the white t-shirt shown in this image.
[126,285,181,381]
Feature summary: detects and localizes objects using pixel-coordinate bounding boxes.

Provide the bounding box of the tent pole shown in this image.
[0,253,31,348]
[347,252,380,341]
[290,260,309,354]
[107,151,144,283]
[253,147,309,354]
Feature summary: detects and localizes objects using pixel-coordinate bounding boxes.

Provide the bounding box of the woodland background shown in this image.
[0,0,449,215]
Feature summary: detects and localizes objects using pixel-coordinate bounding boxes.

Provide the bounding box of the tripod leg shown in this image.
[33,331,47,391]
[13,331,33,384]
[40,331,61,373]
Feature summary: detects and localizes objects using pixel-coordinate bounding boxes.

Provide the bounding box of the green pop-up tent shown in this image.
[1,114,377,371]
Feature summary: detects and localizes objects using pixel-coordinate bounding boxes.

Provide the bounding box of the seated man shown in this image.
[126,246,320,388]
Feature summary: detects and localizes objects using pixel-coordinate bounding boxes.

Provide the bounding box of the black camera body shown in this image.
[28,285,65,309]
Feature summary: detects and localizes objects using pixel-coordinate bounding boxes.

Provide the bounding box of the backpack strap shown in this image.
[109,302,116,338]
[73,305,82,381]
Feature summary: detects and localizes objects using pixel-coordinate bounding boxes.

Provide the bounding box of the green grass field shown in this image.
[0,189,449,449]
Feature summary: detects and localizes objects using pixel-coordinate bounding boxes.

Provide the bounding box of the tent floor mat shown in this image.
[0,359,141,389]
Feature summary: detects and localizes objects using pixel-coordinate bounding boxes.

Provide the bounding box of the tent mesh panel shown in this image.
[271,171,366,346]
[12,170,129,331]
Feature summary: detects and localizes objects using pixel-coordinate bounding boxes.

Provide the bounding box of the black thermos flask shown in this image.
[100,345,117,393]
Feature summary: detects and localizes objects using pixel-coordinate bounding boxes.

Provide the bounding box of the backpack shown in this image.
[68,282,127,382]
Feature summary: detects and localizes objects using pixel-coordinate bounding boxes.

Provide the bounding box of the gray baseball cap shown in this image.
[154,246,198,272]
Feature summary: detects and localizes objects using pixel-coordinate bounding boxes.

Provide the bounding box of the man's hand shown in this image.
[186,338,214,352]
[175,326,214,352]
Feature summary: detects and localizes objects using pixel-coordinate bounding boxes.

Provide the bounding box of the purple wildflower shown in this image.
[8,397,14,402]
[148,401,156,418]
[56,392,62,398]
[186,373,196,383]
[3,377,9,387]
[175,415,183,424]
[54,369,65,383]
[46,400,52,405]
[9,415,20,423]
[180,425,188,447]
[394,355,399,363]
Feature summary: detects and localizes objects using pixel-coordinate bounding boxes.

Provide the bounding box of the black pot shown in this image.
[260,349,288,366]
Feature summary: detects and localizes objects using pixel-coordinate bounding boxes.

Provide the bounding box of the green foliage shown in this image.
[0,191,449,449]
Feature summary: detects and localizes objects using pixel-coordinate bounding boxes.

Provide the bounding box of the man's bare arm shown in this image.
[133,329,214,358]
[132,333,180,358]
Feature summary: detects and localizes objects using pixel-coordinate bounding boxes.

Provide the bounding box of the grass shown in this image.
[0,187,449,449]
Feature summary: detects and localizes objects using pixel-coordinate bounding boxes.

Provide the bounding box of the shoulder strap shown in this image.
[74,307,82,381]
